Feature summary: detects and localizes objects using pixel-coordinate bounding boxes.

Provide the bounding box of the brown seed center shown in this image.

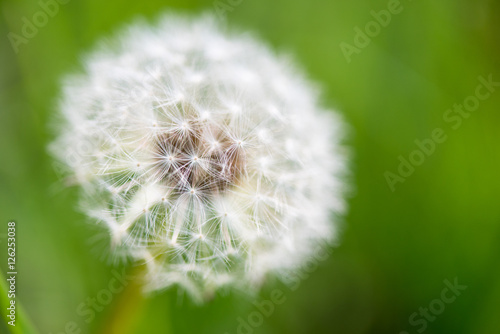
[153,119,244,195]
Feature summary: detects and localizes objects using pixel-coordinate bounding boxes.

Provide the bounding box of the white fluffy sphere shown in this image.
[51,13,348,301]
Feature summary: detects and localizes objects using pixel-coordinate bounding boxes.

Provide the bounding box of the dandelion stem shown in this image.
[95,266,173,334]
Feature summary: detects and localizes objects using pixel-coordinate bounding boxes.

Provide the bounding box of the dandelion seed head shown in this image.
[50,13,348,302]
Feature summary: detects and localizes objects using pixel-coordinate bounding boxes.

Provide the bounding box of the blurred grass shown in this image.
[0,0,499,333]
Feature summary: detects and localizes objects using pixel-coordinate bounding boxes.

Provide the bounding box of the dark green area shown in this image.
[1,0,499,333]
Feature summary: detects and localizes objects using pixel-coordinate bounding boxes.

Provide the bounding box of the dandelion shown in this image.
[50,13,348,302]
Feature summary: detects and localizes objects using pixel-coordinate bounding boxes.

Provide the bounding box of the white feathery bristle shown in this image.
[50,13,349,301]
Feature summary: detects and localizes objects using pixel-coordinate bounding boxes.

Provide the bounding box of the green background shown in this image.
[1,0,499,333]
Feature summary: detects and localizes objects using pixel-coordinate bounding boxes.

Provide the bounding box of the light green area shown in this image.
[0,0,499,333]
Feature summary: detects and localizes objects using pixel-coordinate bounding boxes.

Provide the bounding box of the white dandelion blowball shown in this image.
[51,13,348,302]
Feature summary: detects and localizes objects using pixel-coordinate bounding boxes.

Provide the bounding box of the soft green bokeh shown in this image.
[0,0,499,333]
